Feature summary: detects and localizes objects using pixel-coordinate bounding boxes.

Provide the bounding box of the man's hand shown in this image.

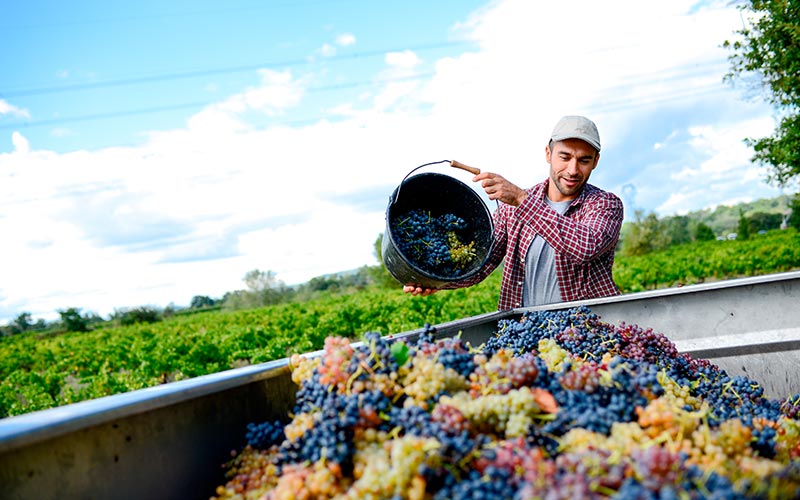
[473,172,527,206]
[403,285,438,296]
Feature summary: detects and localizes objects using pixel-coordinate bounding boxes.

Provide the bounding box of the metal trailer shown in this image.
[1,271,799,500]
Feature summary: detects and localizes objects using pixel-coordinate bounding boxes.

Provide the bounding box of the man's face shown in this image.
[545,138,600,202]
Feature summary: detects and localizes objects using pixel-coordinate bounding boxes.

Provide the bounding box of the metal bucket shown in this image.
[382,162,494,288]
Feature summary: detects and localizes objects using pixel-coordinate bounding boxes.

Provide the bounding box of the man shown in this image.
[404,115,623,310]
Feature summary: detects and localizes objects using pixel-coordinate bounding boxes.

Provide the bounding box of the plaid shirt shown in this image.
[447,179,623,310]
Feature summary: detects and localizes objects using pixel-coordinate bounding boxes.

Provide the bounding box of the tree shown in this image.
[163,302,177,318]
[59,308,89,332]
[663,215,691,246]
[220,290,248,311]
[307,275,340,292]
[789,193,800,230]
[190,295,216,309]
[724,2,800,187]
[368,233,400,289]
[117,306,162,326]
[243,269,280,293]
[14,312,33,333]
[619,210,669,257]
[694,222,716,241]
[748,211,783,231]
[243,269,281,307]
[223,269,293,310]
[737,209,752,241]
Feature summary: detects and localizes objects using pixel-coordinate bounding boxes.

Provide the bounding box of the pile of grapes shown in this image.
[211,306,800,499]
[391,209,477,278]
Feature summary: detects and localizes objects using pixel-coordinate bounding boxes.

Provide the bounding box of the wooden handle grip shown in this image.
[450,160,480,175]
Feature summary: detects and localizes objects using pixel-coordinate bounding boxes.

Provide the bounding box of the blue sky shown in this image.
[2,0,484,151]
[0,0,787,324]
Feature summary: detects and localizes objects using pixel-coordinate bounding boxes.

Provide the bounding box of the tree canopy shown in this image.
[724,1,800,188]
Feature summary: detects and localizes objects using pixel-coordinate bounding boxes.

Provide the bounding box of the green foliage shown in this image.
[694,222,716,242]
[690,194,793,235]
[0,313,48,337]
[663,215,691,246]
[620,195,795,255]
[3,215,797,419]
[365,263,398,290]
[390,341,410,367]
[724,1,800,187]
[0,270,501,418]
[303,269,370,293]
[116,306,163,327]
[748,114,800,187]
[369,233,399,289]
[619,210,680,257]
[190,295,218,309]
[748,211,784,232]
[619,210,665,256]
[613,228,800,292]
[790,193,800,230]
[222,269,295,311]
[15,312,33,332]
[737,208,752,241]
[58,308,89,333]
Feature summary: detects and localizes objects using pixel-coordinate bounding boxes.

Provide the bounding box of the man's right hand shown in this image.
[403,285,438,296]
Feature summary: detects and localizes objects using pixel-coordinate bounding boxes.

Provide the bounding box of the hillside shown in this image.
[653,194,792,235]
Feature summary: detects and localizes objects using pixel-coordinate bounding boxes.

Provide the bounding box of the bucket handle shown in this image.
[393,159,482,205]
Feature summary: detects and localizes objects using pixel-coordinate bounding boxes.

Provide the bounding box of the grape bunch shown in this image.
[391,209,477,278]
[244,420,285,450]
[211,307,800,499]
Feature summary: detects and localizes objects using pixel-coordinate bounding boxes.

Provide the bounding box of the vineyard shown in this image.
[613,229,800,292]
[1,228,798,419]
[0,274,502,418]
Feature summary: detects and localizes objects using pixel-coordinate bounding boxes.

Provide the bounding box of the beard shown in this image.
[551,173,587,198]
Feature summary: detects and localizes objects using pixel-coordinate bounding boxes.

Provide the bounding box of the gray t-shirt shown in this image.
[522,197,571,307]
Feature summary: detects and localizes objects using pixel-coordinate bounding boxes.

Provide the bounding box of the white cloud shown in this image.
[385,50,421,69]
[657,191,692,215]
[218,69,304,114]
[655,116,779,214]
[317,33,356,59]
[319,43,336,57]
[372,81,423,112]
[11,132,30,153]
[0,0,785,323]
[0,99,31,119]
[678,118,773,181]
[336,33,356,46]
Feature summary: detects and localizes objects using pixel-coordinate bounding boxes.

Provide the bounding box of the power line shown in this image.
[0,41,470,98]
[0,72,436,131]
[589,82,730,115]
[0,50,735,133]
[1,101,211,131]
[0,78,731,133]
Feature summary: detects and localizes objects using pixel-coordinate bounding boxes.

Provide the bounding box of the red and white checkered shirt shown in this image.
[447,179,623,310]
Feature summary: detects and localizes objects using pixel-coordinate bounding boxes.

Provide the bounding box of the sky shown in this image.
[0,0,788,325]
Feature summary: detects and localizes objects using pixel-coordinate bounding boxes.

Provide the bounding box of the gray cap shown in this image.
[550,115,601,152]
